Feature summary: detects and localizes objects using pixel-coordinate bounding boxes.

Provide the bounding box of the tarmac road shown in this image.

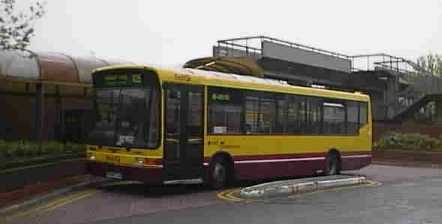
[6,164,442,224]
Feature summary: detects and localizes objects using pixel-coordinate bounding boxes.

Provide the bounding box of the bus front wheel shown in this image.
[324,153,340,176]
[209,158,228,189]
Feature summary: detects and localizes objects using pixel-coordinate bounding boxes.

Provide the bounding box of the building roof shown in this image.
[0,50,132,86]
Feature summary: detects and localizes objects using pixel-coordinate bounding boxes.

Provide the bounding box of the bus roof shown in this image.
[93,64,370,102]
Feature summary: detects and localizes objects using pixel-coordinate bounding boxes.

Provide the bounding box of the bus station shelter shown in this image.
[0,50,129,141]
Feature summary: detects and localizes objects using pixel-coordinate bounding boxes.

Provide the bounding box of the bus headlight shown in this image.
[87,152,96,160]
[135,157,144,166]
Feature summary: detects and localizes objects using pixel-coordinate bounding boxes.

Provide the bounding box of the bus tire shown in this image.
[209,157,229,190]
[324,152,340,176]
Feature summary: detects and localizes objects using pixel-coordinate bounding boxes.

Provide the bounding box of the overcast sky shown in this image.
[29,0,442,66]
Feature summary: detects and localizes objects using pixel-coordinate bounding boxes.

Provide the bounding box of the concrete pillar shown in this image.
[55,85,64,141]
[435,97,442,124]
[34,83,45,141]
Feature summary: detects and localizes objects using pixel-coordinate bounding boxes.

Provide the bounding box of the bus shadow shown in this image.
[97,182,211,198]
[96,175,318,198]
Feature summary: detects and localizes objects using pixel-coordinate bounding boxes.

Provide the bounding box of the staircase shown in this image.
[393,74,442,121]
[352,54,442,121]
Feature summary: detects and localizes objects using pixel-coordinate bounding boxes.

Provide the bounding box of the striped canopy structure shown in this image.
[0,50,131,141]
[0,50,131,86]
[183,56,264,78]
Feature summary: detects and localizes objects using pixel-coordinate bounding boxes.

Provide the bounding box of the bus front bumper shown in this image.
[87,161,163,185]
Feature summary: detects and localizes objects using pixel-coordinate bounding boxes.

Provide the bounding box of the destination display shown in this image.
[94,73,143,88]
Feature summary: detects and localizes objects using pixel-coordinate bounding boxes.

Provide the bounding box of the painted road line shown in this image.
[217,189,243,202]
[38,189,97,212]
[0,177,107,217]
[43,190,97,212]
[9,189,98,219]
[9,190,86,219]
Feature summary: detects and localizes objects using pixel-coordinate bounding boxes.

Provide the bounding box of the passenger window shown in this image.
[286,95,305,134]
[306,97,322,134]
[259,94,277,134]
[275,96,287,134]
[208,87,243,134]
[244,95,260,134]
[346,101,359,135]
[323,101,346,135]
[244,92,277,134]
[207,86,369,136]
[359,102,368,127]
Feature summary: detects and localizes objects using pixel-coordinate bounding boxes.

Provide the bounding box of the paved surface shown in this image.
[4,164,442,224]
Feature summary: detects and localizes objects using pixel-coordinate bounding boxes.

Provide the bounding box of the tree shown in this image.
[416,53,442,77]
[0,0,45,52]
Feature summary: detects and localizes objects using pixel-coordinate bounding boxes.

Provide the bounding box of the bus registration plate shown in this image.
[106,171,123,180]
[105,155,120,164]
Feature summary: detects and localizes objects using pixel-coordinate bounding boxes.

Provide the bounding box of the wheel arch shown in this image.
[328,148,342,160]
[327,148,342,171]
[208,151,235,181]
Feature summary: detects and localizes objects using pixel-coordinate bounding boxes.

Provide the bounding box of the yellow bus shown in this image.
[86,65,372,189]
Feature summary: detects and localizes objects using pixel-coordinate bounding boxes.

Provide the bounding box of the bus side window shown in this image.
[323,101,346,135]
[208,87,243,134]
[275,95,287,134]
[244,94,260,134]
[346,101,359,135]
[244,91,277,135]
[259,93,277,134]
[359,102,368,127]
[305,97,322,134]
[286,95,304,134]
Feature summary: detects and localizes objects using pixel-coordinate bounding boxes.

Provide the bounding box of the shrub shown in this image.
[0,140,85,161]
[43,141,64,154]
[0,140,7,159]
[12,142,25,157]
[64,142,85,154]
[377,132,442,151]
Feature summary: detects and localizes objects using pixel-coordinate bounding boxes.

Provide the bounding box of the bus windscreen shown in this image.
[88,70,160,149]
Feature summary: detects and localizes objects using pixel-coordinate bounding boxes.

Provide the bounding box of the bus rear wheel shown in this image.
[324,153,340,176]
[209,158,228,190]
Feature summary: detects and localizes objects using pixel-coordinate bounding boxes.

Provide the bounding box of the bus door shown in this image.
[164,83,204,183]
